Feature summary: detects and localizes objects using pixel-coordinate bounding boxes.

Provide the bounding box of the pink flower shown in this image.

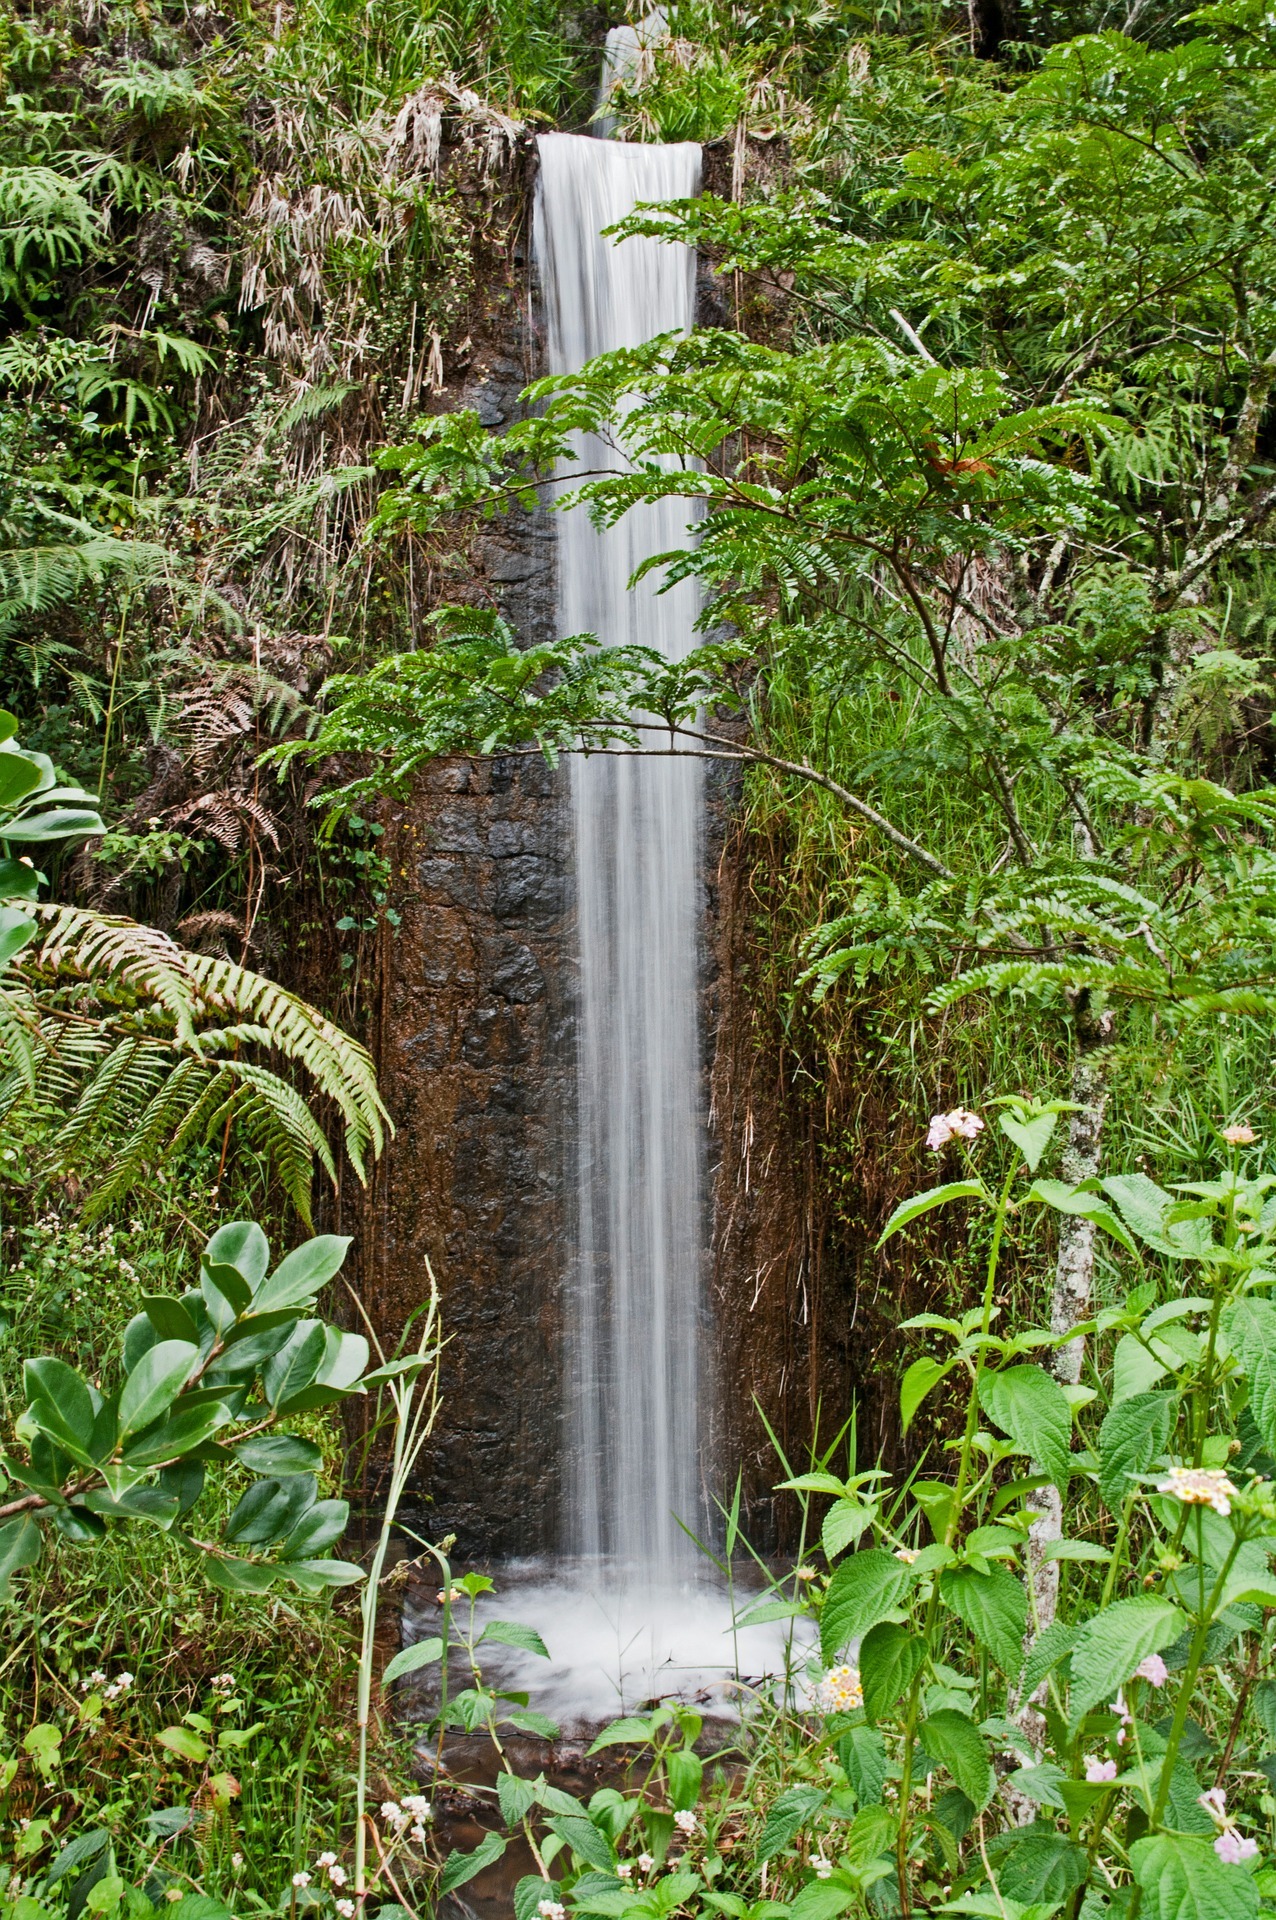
[1214,1831,1258,1865]
[1199,1787,1228,1823]
[926,1108,985,1151]
[1084,1758,1118,1783]
[1133,1655,1167,1686]
[1221,1124,1257,1147]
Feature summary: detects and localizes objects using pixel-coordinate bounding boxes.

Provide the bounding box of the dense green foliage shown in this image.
[5,1,1276,1919]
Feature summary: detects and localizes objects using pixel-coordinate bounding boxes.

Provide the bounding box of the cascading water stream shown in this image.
[533,131,706,1580]
[405,101,808,1722]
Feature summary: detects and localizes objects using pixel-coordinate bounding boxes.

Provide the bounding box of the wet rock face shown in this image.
[363,742,572,1559]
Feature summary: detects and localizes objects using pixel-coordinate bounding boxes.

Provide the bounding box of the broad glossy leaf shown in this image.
[226,1473,317,1546]
[280,1497,348,1558]
[157,1726,208,1764]
[141,1296,199,1344]
[23,1357,96,1463]
[203,1555,276,1594]
[0,1514,42,1598]
[121,1399,232,1466]
[254,1235,351,1312]
[118,1341,198,1439]
[234,1433,324,1475]
[263,1321,326,1408]
[0,905,36,969]
[203,1221,270,1290]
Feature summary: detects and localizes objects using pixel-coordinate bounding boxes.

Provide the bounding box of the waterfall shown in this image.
[533,132,707,1576]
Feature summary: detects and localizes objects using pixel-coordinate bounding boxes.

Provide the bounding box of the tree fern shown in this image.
[1,902,389,1221]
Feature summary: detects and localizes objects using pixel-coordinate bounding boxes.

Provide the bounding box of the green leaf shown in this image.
[284,1558,364,1590]
[822,1499,875,1559]
[999,1110,1059,1171]
[254,1235,351,1312]
[203,1221,270,1290]
[757,1786,828,1863]
[0,904,36,968]
[859,1620,925,1722]
[157,1726,209,1764]
[23,1358,97,1463]
[202,1556,276,1595]
[382,1637,445,1686]
[1069,1597,1186,1724]
[1098,1392,1174,1511]
[788,1885,857,1920]
[479,1619,550,1658]
[200,1261,252,1331]
[141,1296,199,1344]
[497,1774,539,1827]
[280,1497,348,1558]
[1224,1298,1276,1454]
[234,1433,324,1474]
[121,1399,232,1466]
[1130,1832,1260,1920]
[978,1365,1073,1491]
[118,1341,198,1440]
[514,1877,560,1920]
[920,1710,993,1810]
[0,1514,42,1601]
[821,1548,913,1662]
[225,1474,316,1546]
[877,1182,987,1248]
[545,1815,613,1872]
[1112,1332,1171,1401]
[588,1714,667,1753]
[901,1357,952,1433]
[506,1710,560,1739]
[1025,1179,1138,1256]
[940,1565,1027,1678]
[439,1831,507,1894]
[667,1747,703,1811]
[836,1725,887,1806]
[263,1321,327,1408]
[992,1829,1087,1904]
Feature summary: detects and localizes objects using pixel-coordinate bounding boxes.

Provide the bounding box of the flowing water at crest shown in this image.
[535,130,707,1588]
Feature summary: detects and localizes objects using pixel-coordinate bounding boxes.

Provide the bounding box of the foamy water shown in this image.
[404,1563,816,1730]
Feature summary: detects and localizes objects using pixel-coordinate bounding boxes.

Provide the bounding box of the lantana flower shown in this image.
[1157,1466,1236,1516]
[814,1665,864,1713]
[1084,1758,1118,1783]
[1133,1654,1167,1686]
[926,1109,985,1151]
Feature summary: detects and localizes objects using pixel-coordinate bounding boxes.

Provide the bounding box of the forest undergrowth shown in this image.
[4,0,1276,1917]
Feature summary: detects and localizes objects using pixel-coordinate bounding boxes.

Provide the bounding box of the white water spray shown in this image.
[534,132,706,1579]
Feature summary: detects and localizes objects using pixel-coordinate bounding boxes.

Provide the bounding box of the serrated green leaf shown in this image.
[821,1548,913,1661]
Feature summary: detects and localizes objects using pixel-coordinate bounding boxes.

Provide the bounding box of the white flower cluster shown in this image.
[813,1665,864,1713]
[1157,1466,1236,1516]
[537,1902,565,1920]
[926,1108,984,1151]
[673,1810,697,1835]
[380,1795,433,1844]
[299,1853,355,1910]
[80,1669,107,1692]
[210,1673,236,1694]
